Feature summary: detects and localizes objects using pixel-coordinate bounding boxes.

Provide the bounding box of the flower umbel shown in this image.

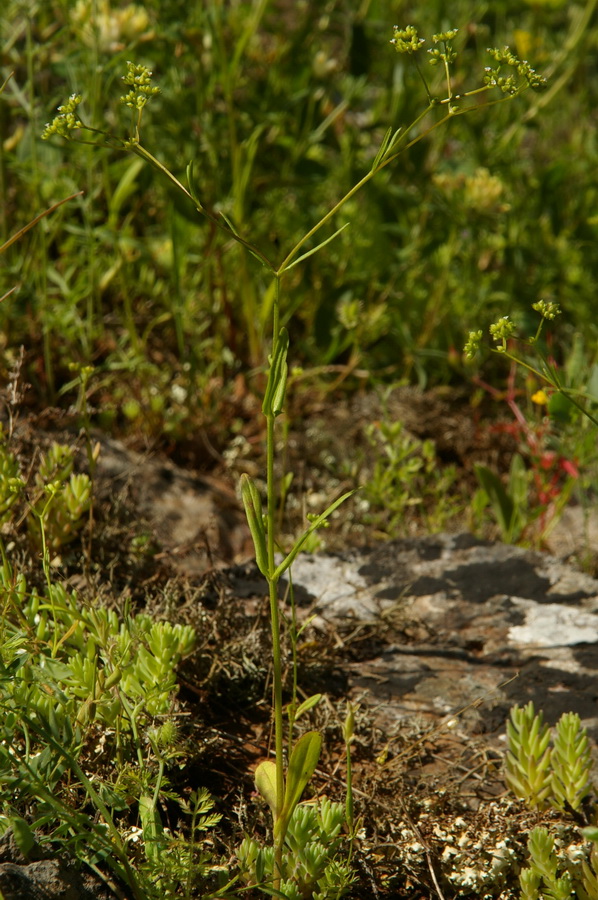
[120,61,160,110]
[489,316,516,351]
[41,94,83,140]
[464,330,483,360]
[484,46,546,95]
[428,30,458,66]
[533,300,561,321]
[391,25,424,54]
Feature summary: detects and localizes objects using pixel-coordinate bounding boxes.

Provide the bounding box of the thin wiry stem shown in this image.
[267,274,284,887]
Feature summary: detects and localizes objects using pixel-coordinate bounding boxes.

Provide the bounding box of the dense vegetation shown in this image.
[3,1,597,425]
[1,2,598,899]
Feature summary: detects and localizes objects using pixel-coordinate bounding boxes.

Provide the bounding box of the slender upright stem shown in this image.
[275,86,514,275]
[127,142,274,270]
[268,274,284,884]
[498,349,598,429]
[276,104,434,274]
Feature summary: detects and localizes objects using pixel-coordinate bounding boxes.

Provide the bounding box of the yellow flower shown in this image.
[531,389,548,406]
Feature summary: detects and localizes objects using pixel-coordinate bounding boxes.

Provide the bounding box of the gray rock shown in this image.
[280,534,598,740]
[0,831,119,900]
[96,436,250,574]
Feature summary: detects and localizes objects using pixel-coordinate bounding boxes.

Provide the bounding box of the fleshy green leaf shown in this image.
[276,730,322,839]
[10,817,36,858]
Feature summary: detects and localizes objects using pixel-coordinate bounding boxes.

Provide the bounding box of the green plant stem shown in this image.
[126,142,274,270]
[169,207,186,359]
[286,570,299,753]
[267,567,284,886]
[275,101,427,273]
[413,57,433,103]
[0,192,83,255]
[276,90,507,274]
[443,55,453,107]
[117,691,146,771]
[267,273,284,887]
[498,0,597,151]
[152,757,166,809]
[0,82,10,245]
[497,348,598,429]
[32,497,61,657]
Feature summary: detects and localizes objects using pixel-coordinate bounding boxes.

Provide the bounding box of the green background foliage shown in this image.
[2,0,597,429]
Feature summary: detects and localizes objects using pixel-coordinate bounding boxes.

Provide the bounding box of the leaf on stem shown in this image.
[274,489,355,579]
[185,160,204,210]
[255,759,280,816]
[138,794,164,866]
[282,223,350,273]
[0,192,83,256]
[262,327,289,418]
[474,462,520,542]
[294,693,322,720]
[370,126,403,172]
[275,730,322,839]
[240,474,269,576]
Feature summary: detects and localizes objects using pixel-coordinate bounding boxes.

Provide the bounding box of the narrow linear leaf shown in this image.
[185,160,204,210]
[282,223,350,273]
[294,693,322,720]
[474,463,516,538]
[274,490,355,579]
[138,794,163,865]
[370,126,392,171]
[296,613,317,639]
[218,209,240,235]
[386,126,403,155]
[370,126,403,171]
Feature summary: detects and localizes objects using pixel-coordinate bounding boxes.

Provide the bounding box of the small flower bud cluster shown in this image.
[120,61,160,110]
[464,330,483,360]
[390,25,424,54]
[489,315,516,350]
[533,299,561,320]
[484,46,546,94]
[41,94,83,140]
[433,29,458,42]
[391,26,459,66]
[428,30,458,66]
